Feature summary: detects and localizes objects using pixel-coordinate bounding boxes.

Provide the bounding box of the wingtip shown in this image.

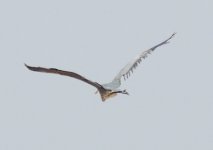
[24,63,34,71]
[24,63,30,69]
[172,32,176,37]
[167,32,176,41]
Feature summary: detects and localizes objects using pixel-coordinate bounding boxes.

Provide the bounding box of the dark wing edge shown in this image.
[148,32,176,51]
[114,32,176,80]
[24,64,102,89]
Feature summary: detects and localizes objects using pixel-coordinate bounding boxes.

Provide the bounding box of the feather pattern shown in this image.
[114,33,176,81]
[25,33,175,101]
[24,64,102,89]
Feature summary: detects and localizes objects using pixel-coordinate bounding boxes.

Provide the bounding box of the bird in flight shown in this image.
[25,33,175,101]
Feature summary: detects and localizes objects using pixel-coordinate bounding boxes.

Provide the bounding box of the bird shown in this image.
[25,33,175,101]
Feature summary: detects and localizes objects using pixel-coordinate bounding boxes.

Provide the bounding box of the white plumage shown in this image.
[102,33,176,90]
[25,33,176,101]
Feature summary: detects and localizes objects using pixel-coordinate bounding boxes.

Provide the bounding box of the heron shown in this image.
[25,33,175,101]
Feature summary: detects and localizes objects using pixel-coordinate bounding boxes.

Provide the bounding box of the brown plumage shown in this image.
[25,33,175,101]
[25,64,123,101]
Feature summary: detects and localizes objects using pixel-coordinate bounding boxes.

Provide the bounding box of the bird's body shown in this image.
[25,33,175,101]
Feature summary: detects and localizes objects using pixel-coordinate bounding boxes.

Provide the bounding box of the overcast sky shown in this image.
[0,0,213,150]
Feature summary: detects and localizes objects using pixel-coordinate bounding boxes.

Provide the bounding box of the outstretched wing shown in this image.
[114,33,176,81]
[25,64,102,89]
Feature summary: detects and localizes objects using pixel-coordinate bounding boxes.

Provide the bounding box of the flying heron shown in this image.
[25,33,175,101]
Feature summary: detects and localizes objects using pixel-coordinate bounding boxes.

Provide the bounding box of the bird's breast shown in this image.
[101,91,117,101]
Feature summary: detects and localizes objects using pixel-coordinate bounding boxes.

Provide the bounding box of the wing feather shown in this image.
[114,33,176,81]
[25,64,102,89]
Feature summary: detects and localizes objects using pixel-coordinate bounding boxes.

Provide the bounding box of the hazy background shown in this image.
[0,0,213,150]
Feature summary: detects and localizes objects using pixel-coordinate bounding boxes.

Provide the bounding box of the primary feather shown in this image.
[113,33,176,82]
[25,33,176,101]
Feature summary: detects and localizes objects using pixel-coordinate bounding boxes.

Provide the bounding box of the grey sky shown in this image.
[0,0,213,150]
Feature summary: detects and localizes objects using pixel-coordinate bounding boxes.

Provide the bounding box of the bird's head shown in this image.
[121,89,129,95]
